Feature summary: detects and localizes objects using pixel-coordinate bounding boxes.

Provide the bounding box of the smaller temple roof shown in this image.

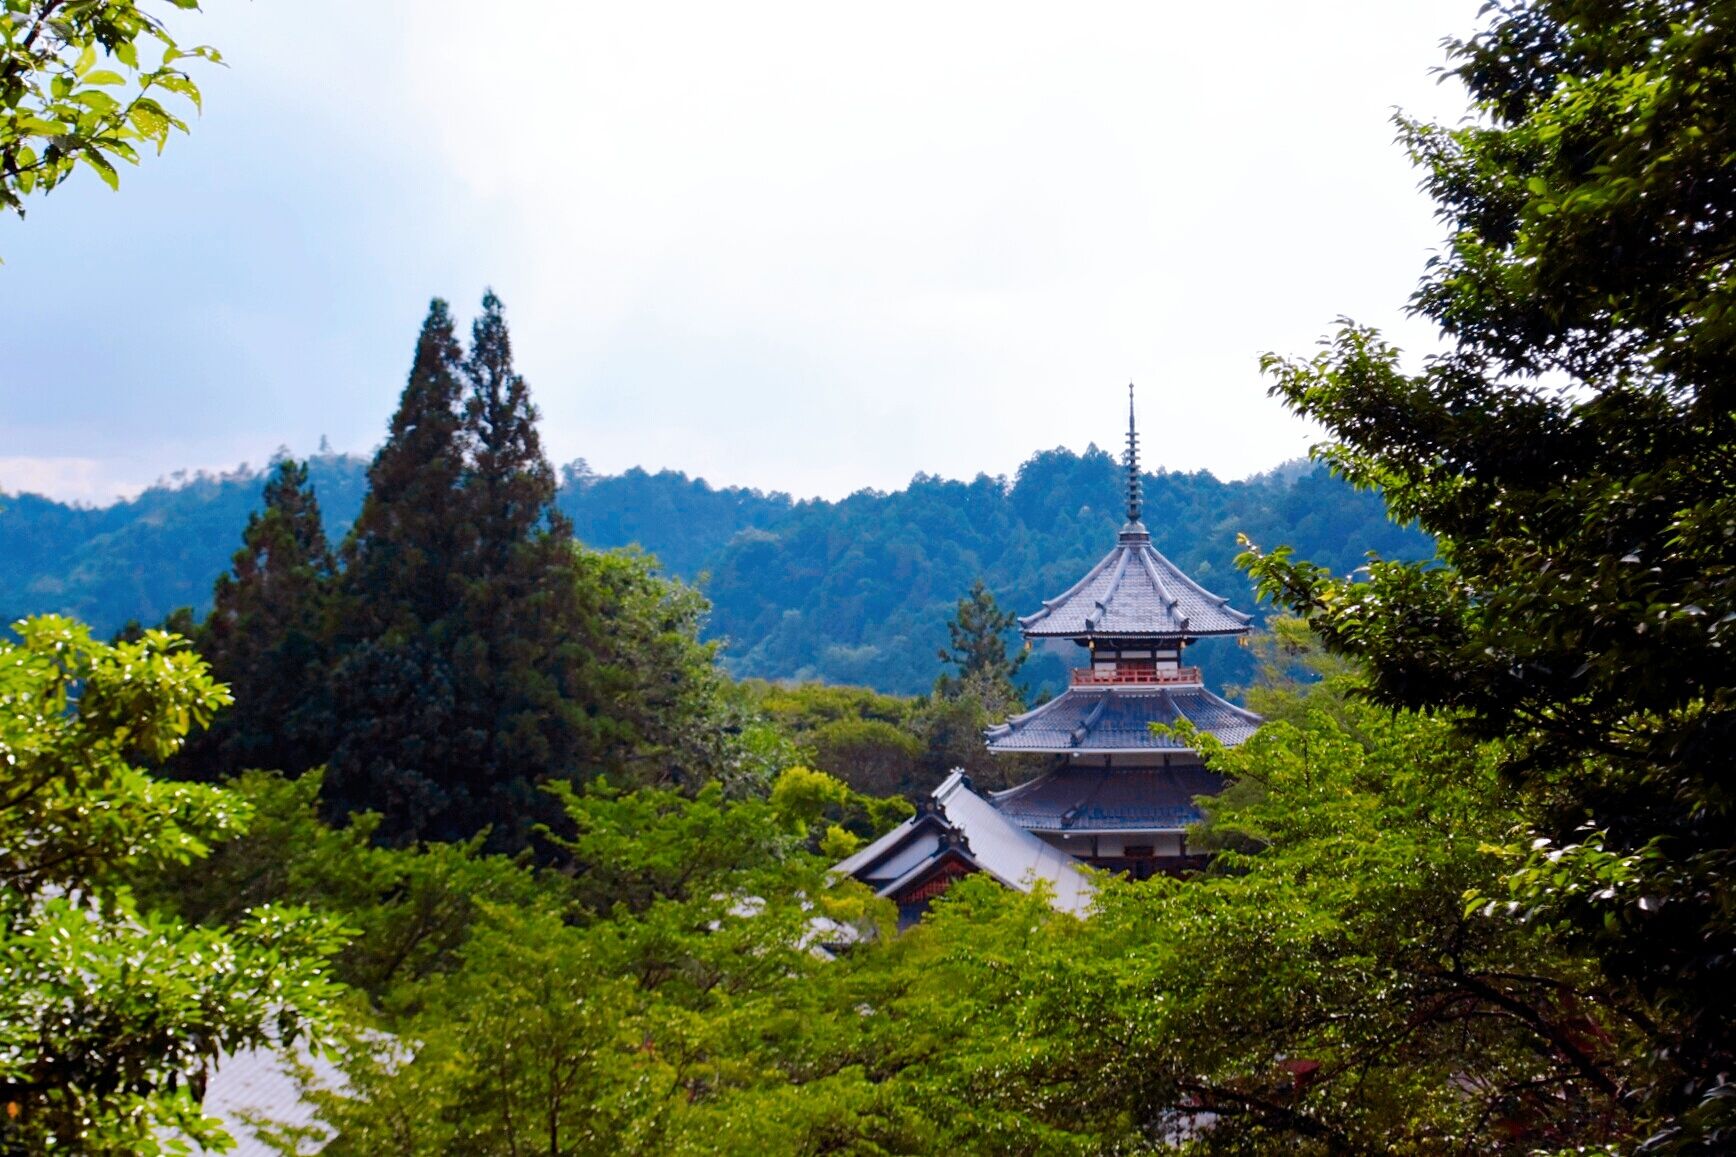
[983,684,1262,753]
[991,764,1225,833]
[832,771,1094,916]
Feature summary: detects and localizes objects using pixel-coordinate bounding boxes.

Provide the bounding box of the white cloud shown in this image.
[0,458,148,504]
[15,0,1486,502]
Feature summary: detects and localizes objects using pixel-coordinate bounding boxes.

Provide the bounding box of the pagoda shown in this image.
[835,387,1261,919]
[983,385,1258,876]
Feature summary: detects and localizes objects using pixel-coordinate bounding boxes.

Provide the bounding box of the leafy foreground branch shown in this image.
[1,1,218,226]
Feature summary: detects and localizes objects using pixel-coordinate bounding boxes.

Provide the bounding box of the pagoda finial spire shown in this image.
[1125,382,1142,524]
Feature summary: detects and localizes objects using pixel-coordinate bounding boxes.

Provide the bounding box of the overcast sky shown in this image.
[1,0,1484,504]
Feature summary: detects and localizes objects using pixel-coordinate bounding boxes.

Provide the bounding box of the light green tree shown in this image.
[0,616,347,1152]
[1,1,218,225]
[1242,1,1736,1138]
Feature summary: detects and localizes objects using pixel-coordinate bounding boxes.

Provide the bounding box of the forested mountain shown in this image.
[0,447,1427,693]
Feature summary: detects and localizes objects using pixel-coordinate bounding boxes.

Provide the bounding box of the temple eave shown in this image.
[1019,624,1250,638]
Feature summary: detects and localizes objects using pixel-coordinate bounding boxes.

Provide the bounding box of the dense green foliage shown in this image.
[171,295,770,851]
[0,452,1429,695]
[0,0,217,230]
[13,0,1731,1149]
[113,661,1652,1154]
[0,618,345,1153]
[1244,1,1736,1143]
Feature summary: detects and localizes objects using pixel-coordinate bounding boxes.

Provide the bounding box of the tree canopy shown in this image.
[0,618,344,1153]
[1245,0,1736,1141]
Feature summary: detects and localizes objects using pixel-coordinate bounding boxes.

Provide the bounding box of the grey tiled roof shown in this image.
[1019,524,1253,638]
[983,685,1262,753]
[991,764,1226,832]
[831,771,1094,915]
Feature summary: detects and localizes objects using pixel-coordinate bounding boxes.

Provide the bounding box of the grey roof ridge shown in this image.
[1136,547,1188,631]
[1138,544,1181,612]
[932,767,973,803]
[986,774,1044,804]
[1085,548,1134,632]
[1143,542,1255,624]
[1018,546,1118,630]
[1069,694,1110,747]
[983,693,1069,737]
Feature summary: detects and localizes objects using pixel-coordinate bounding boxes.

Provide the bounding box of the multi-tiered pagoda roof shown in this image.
[835,385,1262,918]
[983,684,1261,753]
[986,386,1256,757]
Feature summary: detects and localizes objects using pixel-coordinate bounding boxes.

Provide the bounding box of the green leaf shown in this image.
[82,150,119,190]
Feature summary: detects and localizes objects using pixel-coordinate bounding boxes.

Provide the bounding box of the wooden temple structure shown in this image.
[835,387,1261,922]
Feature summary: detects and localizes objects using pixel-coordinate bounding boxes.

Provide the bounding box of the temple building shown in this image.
[836,387,1261,921]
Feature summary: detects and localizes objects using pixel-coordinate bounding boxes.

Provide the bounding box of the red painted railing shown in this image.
[1070,666,1201,686]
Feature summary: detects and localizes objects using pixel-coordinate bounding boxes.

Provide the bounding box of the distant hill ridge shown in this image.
[0,446,1430,694]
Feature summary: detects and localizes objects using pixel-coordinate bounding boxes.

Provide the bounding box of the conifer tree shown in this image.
[221,294,747,851]
[177,456,334,779]
[323,301,470,837]
[935,578,1025,703]
[446,290,588,849]
[337,300,468,640]
[462,290,562,573]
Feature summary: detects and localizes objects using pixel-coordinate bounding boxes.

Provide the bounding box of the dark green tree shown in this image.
[323,301,470,837]
[460,290,561,574]
[176,456,334,780]
[440,290,589,849]
[934,578,1024,700]
[1244,2,1736,1140]
[336,300,468,641]
[319,294,752,850]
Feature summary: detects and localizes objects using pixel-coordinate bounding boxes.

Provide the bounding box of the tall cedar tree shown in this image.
[323,301,472,839]
[186,295,740,851]
[337,300,469,641]
[447,291,591,851]
[323,293,616,850]
[176,457,334,780]
[1244,2,1736,1139]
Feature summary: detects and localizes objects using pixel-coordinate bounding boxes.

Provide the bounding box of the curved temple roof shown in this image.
[983,684,1263,753]
[832,771,1094,915]
[1018,524,1253,639]
[991,764,1225,833]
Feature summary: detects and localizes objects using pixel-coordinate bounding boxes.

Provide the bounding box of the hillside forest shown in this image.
[3,1,1736,1154]
[0,441,1425,696]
